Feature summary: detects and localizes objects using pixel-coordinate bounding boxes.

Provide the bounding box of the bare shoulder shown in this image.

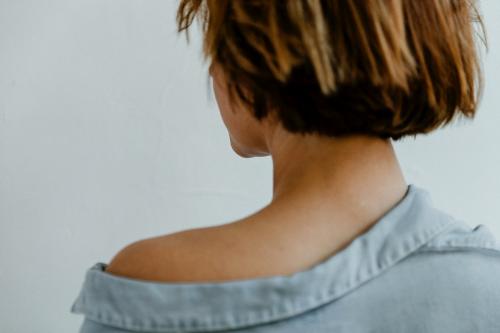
[104,222,253,282]
[104,214,314,282]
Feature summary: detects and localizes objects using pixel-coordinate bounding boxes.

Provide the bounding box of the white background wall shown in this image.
[0,1,498,332]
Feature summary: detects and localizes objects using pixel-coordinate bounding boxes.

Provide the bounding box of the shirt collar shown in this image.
[71,184,459,332]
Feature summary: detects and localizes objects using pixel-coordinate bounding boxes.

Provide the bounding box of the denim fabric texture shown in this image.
[70,184,500,332]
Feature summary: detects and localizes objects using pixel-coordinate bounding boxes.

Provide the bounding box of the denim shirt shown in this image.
[70,184,500,332]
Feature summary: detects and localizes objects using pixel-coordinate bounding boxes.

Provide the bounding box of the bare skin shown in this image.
[105,64,408,282]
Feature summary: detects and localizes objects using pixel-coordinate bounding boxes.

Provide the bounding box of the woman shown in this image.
[71,1,500,332]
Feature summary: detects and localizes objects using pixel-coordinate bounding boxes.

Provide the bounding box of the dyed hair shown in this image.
[177,0,486,140]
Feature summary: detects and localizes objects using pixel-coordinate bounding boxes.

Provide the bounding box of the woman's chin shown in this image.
[230,139,250,158]
[230,140,269,158]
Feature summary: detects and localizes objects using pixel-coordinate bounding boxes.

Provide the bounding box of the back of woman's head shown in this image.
[177,0,486,141]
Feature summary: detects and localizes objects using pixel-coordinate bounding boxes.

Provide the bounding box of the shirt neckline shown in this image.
[71,184,459,332]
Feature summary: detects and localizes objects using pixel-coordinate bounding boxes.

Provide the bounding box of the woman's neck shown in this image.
[238,128,409,269]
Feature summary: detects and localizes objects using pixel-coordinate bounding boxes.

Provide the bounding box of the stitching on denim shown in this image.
[416,245,500,256]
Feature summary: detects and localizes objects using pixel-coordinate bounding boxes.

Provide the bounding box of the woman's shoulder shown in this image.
[104,224,236,282]
[104,218,292,283]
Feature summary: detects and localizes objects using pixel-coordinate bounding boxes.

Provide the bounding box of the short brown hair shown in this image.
[177,0,486,141]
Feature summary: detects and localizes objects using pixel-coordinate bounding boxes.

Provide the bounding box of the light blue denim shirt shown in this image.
[70,184,500,332]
